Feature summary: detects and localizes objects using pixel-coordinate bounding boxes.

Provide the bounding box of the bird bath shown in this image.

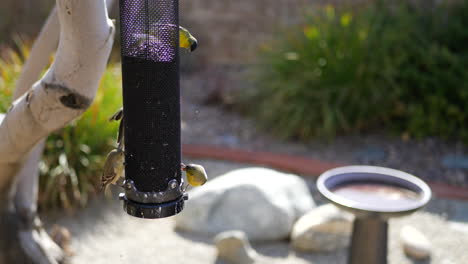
[317,166,431,264]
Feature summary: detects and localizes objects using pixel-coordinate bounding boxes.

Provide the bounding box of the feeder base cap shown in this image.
[120,193,188,219]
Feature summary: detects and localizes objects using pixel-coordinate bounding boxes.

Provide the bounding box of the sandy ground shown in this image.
[43,159,468,264]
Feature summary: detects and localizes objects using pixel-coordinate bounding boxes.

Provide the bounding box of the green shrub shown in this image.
[39,66,122,210]
[0,46,122,211]
[242,0,468,141]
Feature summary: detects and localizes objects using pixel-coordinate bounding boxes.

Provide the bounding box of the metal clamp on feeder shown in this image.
[118,0,185,218]
[119,179,188,219]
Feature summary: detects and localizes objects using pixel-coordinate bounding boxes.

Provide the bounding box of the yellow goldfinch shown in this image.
[109,107,124,149]
[133,25,197,52]
[100,148,125,194]
[179,26,198,52]
[181,163,208,188]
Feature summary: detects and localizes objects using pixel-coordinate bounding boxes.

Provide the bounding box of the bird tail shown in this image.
[104,185,112,199]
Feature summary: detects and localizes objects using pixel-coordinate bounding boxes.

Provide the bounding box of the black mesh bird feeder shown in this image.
[118,0,187,219]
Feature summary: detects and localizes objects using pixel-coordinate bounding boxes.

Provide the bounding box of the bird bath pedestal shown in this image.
[317,166,431,264]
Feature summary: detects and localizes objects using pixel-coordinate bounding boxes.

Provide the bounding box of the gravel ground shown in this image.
[45,159,468,264]
[180,69,468,186]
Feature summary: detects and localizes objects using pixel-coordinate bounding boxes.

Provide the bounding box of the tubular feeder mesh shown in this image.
[118,0,183,218]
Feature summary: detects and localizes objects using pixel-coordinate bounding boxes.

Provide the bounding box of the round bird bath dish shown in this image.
[317,166,431,264]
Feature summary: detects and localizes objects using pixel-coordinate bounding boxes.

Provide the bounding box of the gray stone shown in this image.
[291,204,353,252]
[400,225,432,260]
[354,146,387,163]
[214,231,257,264]
[442,155,468,169]
[175,167,315,241]
[449,222,468,235]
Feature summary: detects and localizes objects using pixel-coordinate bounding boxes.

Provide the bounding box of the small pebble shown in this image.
[400,225,431,260]
[214,230,257,264]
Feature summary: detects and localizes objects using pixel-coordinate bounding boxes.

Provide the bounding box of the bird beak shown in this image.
[190,40,198,52]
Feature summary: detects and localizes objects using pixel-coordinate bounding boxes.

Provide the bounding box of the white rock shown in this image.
[175,167,315,241]
[291,203,353,252]
[400,225,432,260]
[215,230,257,264]
[449,222,468,235]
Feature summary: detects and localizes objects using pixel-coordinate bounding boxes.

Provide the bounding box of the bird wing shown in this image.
[117,118,124,148]
[109,108,123,122]
[100,170,117,191]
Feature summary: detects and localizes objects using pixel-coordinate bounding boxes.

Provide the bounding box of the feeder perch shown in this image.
[317,166,431,264]
[118,0,186,219]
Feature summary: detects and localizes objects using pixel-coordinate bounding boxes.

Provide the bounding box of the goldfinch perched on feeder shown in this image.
[100,147,125,194]
[104,109,125,195]
[109,107,124,149]
[179,26,198,52]
[133,25,198,52]
[181,163,208,189]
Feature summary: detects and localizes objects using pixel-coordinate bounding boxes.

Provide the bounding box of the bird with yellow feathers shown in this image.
[181,163,208,190]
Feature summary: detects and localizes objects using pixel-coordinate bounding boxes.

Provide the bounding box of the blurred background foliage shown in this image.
[240,0,468,141]
[0,45,122,211]
[0,0,54,47]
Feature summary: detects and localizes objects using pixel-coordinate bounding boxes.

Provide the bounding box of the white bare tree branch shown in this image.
[14,7,59,100]
[14,0,115,100]
[12,7,60,219]
[13,0,116,224]
[0,0,115,263]
[0,0,115,189]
